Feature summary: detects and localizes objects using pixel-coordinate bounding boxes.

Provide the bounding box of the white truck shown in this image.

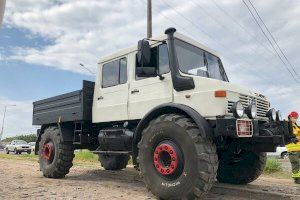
[32,28,292,199]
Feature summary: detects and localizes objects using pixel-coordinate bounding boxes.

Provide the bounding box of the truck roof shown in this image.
[98,32,220,64]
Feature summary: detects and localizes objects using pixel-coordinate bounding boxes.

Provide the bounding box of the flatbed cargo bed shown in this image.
[32,80,94,125]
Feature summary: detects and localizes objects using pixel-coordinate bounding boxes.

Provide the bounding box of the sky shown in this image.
[0,0,299,138]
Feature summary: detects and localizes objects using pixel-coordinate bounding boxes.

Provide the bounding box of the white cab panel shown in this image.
[128,73,173,120]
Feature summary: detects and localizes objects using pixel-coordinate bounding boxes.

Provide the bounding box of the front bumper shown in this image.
[16,147,31,152]
[214,118,292,151]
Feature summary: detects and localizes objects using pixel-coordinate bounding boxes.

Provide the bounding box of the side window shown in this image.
[119,58,127,84]
[136,43,170,79]
[102,58,127,88]
[206,53,223,81]
[158,44,170,74]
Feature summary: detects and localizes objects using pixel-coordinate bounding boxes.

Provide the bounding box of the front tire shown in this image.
[138,114,218,200]
[5,148,9,154]
[98,154,129,170]
[217,149,266,184]
[39,126,74,178]
[281,152,288,159]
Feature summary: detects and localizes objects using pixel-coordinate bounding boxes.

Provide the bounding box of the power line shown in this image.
[210,0,276,63]
[242,0,300,84]
[158,0,289,86]
[247,0,300,80]
[143,0,296,96]
[189,0,289,81]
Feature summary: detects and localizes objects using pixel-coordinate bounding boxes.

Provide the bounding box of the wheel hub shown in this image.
[42,141,55,163]
[153,143,179,176]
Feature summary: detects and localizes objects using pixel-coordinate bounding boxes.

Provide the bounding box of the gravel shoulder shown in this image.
[0,154,299,200]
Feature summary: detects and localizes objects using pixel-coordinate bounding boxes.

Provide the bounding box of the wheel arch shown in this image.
[35,123,74,155]
[132,103,213,165]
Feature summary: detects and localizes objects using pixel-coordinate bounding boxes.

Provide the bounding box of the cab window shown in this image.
[205,52,228,82]
[102,58,127,88]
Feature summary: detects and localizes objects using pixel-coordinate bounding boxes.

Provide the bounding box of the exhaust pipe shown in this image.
[165,27,195,92]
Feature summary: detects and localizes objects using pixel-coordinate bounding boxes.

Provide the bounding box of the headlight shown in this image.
[231,101,244,118]
[245,104,257,119]
[276,110,282,121]
[266,108,276,121]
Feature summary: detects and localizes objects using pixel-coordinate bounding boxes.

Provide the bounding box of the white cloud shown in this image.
[2,0,300,119]
[0,97,37,139]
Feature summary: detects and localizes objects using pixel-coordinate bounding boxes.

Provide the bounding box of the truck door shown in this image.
[128,44,173,120]
[93,57,129,122]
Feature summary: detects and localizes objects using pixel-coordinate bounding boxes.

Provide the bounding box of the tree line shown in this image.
[1,134,37,143]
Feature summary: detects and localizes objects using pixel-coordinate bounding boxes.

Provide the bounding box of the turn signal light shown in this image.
[215,90,227,98]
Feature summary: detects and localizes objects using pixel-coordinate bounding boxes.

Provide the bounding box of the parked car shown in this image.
[268,146,288,159]
[5,140,31,154]
[28,142,36,153]
[0,142,5,150]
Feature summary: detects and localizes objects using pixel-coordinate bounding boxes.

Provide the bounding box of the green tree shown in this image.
[2,134,37,143]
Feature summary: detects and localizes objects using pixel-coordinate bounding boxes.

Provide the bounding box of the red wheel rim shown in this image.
[153,143,179,176]
[42,141,55,164]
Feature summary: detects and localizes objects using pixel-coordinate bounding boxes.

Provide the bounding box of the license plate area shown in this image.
[236,119,253,137]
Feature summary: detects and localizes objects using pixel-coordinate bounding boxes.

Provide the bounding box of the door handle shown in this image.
[131,89,139,94]
[97,96,104,100]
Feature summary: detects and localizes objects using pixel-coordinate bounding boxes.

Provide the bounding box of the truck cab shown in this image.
[33,28,292,200]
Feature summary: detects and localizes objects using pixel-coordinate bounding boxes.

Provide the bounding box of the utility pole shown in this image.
[147,0,152,38]
[0,104,16,141]
[0,0,6,27]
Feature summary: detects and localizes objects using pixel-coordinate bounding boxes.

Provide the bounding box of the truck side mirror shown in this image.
[136,39,156,77]
[136,67,157,77]
[137,40,151,66]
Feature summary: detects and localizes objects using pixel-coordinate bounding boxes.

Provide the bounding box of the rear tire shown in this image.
[98,154,129,170]
[39,126,74,178]
[217,149,266,184]
[138,114,218,200]
[5,148,9,154]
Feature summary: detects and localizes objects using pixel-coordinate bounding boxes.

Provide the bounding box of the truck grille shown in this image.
[228,94,269,118]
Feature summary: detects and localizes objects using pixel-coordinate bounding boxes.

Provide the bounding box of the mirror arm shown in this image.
[159,74,165,80]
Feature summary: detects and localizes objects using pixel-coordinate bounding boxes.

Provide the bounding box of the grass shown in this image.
[0,152,38,161]
[264,157,282,173]
[74,150,98,163]
[0,150,99,163]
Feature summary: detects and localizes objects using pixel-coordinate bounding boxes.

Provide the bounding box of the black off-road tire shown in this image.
[98,154,130,170]
[39,126,74,179]
[138,114,218,200]
[217,150,266,184]
[27,150,31,154]
[5,148,9,154]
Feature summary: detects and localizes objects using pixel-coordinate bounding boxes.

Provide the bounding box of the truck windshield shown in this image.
[175,39,228,82]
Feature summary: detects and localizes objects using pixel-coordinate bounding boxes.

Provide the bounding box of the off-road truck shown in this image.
[32,28,291,199]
